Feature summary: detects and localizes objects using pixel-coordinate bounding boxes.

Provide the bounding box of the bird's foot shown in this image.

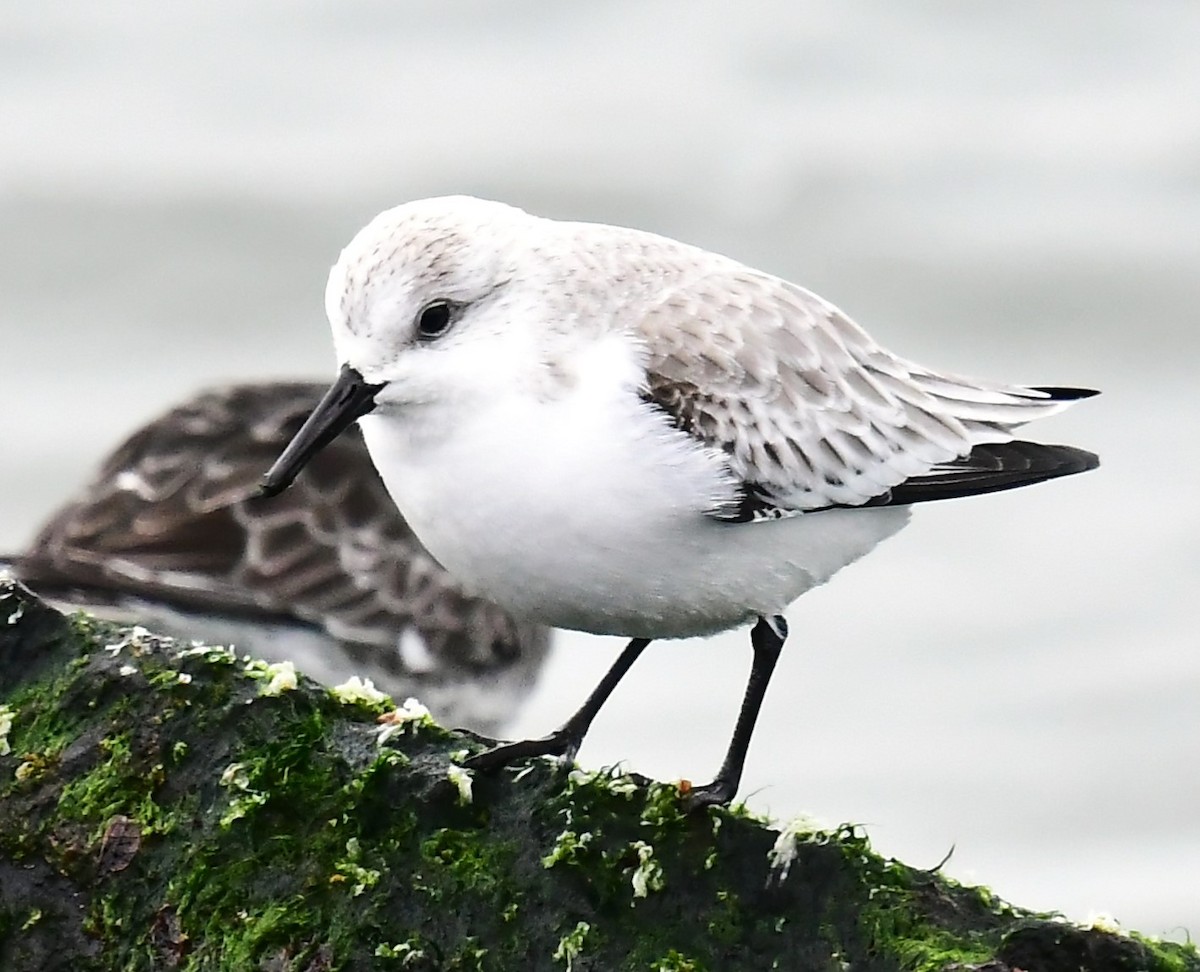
[682,776,738,811]
[461,728,582,772]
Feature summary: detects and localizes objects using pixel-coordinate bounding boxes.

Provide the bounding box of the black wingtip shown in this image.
[1029,386,1100,401]
[1076,446,1101,473]
[883,440,1100,507]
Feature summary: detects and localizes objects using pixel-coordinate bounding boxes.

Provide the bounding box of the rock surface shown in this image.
[0,578,1194,972]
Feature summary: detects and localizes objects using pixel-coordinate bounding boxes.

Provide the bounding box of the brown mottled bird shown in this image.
[14,382,551,734]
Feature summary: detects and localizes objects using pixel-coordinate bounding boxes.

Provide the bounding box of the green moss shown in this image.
[884,926,995,971]
[1133,935,1200,972]
[800,825,1006,971]
[649,949,704,972]
[2,583,1197,972]
[421,826,517,898]
[190,899,322,967]
[374,938,428,962]
[56,730,172,839]
[1,672,87,760]
[705,888,743,946]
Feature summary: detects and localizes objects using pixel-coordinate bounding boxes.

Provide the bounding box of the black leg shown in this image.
[463,636,652,771]
[686,615,787,809]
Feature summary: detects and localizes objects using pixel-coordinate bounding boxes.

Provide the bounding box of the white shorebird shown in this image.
[262,195,1098,807]
[14,381,551,733]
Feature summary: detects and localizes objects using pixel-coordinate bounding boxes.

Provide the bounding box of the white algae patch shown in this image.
[768,814,823,883]
[178,643,238,664]
[553,921,590,971]
[630,840,664,899]
[1085,912,1125,935]
[0,704,13,756]
[330,675,392,707]
[376,697,433,745]
[259,660,298,696]
[447,764,474,805]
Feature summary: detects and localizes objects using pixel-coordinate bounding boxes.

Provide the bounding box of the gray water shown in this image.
[2,1,1198,935]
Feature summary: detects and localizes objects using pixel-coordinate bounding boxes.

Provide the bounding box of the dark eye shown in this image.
[416,300,454,341]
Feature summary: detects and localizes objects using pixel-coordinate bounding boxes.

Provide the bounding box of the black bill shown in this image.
[260,365,383,498]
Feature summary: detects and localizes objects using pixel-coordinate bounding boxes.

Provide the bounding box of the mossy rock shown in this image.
[0,578,1193,972]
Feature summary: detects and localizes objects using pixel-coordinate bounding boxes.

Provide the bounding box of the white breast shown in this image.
[357,335,910,639]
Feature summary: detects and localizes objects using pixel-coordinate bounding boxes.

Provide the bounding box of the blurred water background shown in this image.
[2,1,1197,936]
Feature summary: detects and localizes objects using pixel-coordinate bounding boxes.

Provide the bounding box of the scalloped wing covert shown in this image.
[17,383,543,667]
[636,267,1083,512]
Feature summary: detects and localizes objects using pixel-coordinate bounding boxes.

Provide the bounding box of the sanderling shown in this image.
[15,381,551,733]
[262,195,1098,807]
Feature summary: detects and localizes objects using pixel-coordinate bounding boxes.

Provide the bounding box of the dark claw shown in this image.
[461,729,582,772]
[461,635,653,774]
[682,778,738,811]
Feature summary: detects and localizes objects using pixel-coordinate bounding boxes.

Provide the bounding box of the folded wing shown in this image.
[635,265,1098,514]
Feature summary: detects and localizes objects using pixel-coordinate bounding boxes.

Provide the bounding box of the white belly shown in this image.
[358,384,909,640]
